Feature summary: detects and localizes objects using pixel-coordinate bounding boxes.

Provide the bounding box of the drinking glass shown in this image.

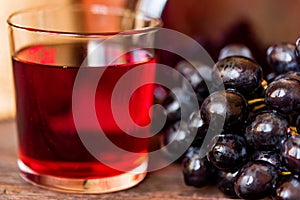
[7,3,161,193]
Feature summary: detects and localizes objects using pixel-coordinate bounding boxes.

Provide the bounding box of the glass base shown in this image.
[18,159,148,194]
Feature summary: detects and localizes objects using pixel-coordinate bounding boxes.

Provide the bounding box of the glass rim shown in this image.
[7,3,163,37]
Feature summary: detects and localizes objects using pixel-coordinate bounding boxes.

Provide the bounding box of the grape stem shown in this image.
[261,79,268,90]
[281,171,292,176]
[252,104,266,112]
[248,98,265,105]
[288,126,299,136]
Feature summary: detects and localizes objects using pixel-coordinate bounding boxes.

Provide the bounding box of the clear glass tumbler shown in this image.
[7,3,161,193]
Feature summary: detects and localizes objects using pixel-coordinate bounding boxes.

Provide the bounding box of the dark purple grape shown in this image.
[275,176,300,200]
[234,161,279,199]
[296,115,300,134]
[162,88,198,122]
[187,111,208,147]
[265,78,300,114]
[217,170,239,198]
[200,89,248,130]
[274,71,300,82]
[266,72,278,83]
[281,135,300,174]
[161,121,193,160]
[175,61,210,103]
[212,56,263,97]
[251,151,281,166]
[218,43,254,60]
[193,84,210,105]
[182,146,216,187]
[175,61,203,90]
[207,134,248,172]
[296,37,300,58]
[251,151,288,172]
[245,111,288,151]
[266,42,300,74]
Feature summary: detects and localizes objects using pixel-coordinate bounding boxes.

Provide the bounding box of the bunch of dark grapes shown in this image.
[157,39,300,199]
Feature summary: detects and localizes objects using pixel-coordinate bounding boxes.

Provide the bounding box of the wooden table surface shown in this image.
[0,119,230,200]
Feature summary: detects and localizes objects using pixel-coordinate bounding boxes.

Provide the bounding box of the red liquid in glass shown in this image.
[13,43,155,178]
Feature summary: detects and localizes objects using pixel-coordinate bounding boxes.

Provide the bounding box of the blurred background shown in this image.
[1,0,300,120]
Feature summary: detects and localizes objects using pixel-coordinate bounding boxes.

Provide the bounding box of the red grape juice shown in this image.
[12,43,155,179]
